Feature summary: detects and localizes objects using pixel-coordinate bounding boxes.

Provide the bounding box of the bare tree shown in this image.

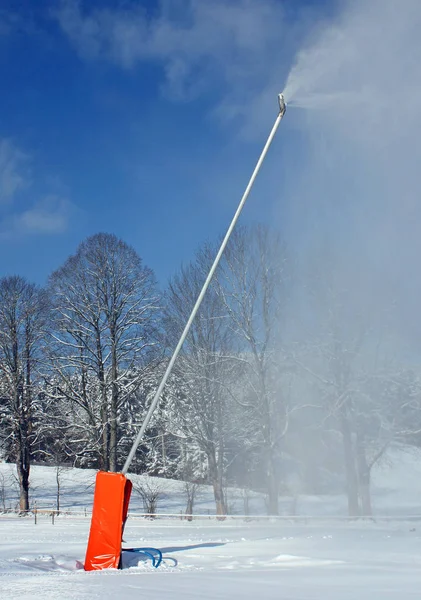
[183,481,199,520]
[177,445,202,519]
[48,233,160,471]
[0,470,18,512]
[133,476,165,517]
[292,244,408,517]
[354,366,421,515]
[294,276,370,516]
[55,463,70,514]
[164,244,239,516]
[216,224,290,515]
[0,276,48,511]
[0,472,6,511]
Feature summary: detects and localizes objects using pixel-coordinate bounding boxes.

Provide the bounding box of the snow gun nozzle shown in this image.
[278,93,287,117]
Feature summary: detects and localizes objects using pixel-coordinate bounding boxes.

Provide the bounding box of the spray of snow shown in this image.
[277,0,421,353]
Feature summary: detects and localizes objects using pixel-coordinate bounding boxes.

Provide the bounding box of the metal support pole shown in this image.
[122,95,287,475]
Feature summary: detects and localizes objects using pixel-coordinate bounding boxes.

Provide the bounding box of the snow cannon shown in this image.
[83,93,287,571]
[84,471,132,571]
[278,93,287,117]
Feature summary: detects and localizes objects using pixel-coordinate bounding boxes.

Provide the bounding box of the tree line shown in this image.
[1,227,420,516]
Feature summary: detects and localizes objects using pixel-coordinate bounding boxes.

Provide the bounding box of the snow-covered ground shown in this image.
[1,518,421,599]
[1,445,421,598]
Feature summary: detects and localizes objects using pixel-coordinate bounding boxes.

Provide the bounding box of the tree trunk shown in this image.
[96,326,109,471]
[356,434,372,517]
[17,446,30,512]
[208,450,226,518]
[243,490,250,517]
[12,320,30,513]
[262,402,279,515]
[185,487,196,521]
[216,395,226,517]
[340,410,360,517]
[100,396,109,472]
[56,467,61,514]
[259,374,279,516]
[19,322,32,513]
[161,433,166,471]
[267,451,279,516]
[109,326,118,472]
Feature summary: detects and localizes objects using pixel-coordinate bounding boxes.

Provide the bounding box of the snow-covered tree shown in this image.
[48,233,160,471]
[216,224,291,515]
[164,244,239,516]
[0,276,48,511]
[290,243,416,516]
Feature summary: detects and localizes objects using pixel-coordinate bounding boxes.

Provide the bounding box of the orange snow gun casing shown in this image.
[84,471,132,571]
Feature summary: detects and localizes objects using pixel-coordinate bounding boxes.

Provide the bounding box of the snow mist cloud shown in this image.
[279,0,421,356]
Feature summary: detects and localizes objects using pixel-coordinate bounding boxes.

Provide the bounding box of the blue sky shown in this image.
[0,0,335,287]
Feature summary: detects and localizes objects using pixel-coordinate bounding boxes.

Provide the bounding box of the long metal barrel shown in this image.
[122,95,287,475]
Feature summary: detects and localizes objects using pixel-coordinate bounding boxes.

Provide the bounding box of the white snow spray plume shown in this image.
[282,0,421,115]
[264,0,421,511]
[278,0,421,353]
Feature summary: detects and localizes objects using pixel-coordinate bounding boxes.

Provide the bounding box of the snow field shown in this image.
[1,445,421,598]
[1,517,421,599]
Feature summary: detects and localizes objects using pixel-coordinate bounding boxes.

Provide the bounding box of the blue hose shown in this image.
[123,547,163,568]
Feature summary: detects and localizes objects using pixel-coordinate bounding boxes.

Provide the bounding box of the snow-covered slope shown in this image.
[0,462,268,515]
[2,443,421,516]
[1,446,421,599]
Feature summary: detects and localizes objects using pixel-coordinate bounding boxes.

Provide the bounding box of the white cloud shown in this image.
[0,139,29,205]
[0,138,78,239]
[17,195,73,234]
[0,195,77,239]
[55,0,288,103]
